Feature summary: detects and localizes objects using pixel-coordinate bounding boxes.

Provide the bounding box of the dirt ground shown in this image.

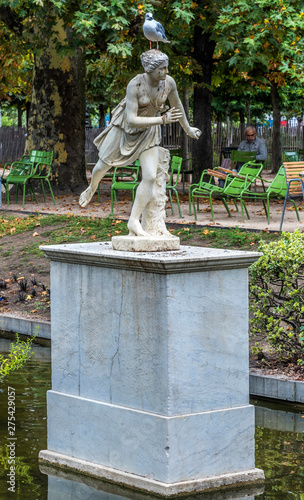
[0,174,304,380]
[0,224,52,322]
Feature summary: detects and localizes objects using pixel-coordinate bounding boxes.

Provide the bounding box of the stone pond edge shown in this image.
[1,313,303,405]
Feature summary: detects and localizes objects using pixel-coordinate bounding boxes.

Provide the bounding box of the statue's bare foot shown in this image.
[79,186,93,208]
[127,219,150,237]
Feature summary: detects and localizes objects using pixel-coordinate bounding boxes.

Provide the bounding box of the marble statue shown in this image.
[79,49,201,246]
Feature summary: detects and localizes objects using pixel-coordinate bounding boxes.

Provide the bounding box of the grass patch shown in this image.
[0,214,128,245]
[172,225,281,250]
[0,213,285,253]
[3,250,12,257]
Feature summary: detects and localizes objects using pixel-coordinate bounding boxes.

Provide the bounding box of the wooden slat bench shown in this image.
[280,162,304,230]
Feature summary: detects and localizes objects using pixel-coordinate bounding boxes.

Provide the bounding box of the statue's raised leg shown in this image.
[79,159,112,208]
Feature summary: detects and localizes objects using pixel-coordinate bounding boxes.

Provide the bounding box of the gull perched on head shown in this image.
[143,12,170,50]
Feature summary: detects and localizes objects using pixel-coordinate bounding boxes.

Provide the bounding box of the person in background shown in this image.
[234,125,267,172]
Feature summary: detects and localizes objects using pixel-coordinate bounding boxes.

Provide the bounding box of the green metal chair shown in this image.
[28,150,55,205]
[181,157,195,193]
[220,162,264,222]
[166,156,183,217]
[279,161,304,230]
[110,163,140,215]
[188,165,229,217]
[298,149,304,160]
[1,158,37,207]
[283,151,299,162]
[240,165,297,224]
[191,162,263,221]
[188,159,252,217]
[230,150,257,167]
[2,150,55,207]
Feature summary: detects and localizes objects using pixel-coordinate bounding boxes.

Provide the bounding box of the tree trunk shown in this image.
[192,27,216,183]
[99,103,105,128]
[246,96,250,126]
[226,105,231,146]
[270,82,281,173]
[25,23,87,191]
[17,103,22,128]
[26,101,30,128]
[240,108,245,141]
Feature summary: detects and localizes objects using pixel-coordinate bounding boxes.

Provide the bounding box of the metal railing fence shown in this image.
[1,124,303,171]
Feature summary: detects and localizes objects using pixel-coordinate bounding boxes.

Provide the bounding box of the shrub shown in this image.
[249,229,304,365]
[0,333,35,378]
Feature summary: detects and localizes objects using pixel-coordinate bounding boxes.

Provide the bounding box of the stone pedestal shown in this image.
[39,242,264,497]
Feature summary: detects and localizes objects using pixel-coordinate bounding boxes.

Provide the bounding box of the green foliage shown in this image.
[249,229,304,364]
[0,333,35,378]
[0,21,33,102]
[214,0,304,84]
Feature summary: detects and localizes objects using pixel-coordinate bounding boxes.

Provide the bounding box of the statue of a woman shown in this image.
[79,49,201,237]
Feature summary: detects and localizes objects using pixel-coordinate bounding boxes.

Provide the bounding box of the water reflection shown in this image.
[0,341,304,499]
[41,465,264,500]
[0,340,51,500]
[252,398,304,500]
[0,338,51,362]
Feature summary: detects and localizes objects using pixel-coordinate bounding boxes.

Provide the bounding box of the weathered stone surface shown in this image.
[111,234,180,252]
[39,242,264,494]
[40,450,265,498]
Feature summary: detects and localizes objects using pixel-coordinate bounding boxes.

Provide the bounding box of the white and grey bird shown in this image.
[143,12,170,50]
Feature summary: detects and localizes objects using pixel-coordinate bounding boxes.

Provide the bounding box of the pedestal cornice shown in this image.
[40,241,261,274]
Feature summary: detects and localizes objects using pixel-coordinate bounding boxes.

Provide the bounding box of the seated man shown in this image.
[234,125,267,172]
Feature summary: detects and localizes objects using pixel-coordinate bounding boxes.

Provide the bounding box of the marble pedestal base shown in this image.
[40,463,265,500]
[39,242,264,496]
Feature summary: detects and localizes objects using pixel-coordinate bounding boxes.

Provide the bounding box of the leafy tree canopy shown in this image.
[214,0,304,86]
[0,22,32,102]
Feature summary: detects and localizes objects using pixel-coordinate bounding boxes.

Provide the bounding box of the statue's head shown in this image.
[140,49,169,73]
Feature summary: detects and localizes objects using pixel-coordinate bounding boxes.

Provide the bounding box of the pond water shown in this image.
[0,340,304,500]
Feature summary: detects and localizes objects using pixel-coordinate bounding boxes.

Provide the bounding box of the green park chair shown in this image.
[188,164,236,220]
[181,157,195,193]
[190,162,263,221]
[240,165,296,224]
[283,151,299,162]
[110,163,140,215]
[219,162,264,222]
[188,159,251,217]
[298,149,304,160]
[28,150,55,205]
[230,150,257,167]
[279,161,304,230]
[1,150,55,207]
[1,158,37,207]
[98,162,141,203]
[224,150,264,196]
[188,164,232,217]
[166,156,183,217]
